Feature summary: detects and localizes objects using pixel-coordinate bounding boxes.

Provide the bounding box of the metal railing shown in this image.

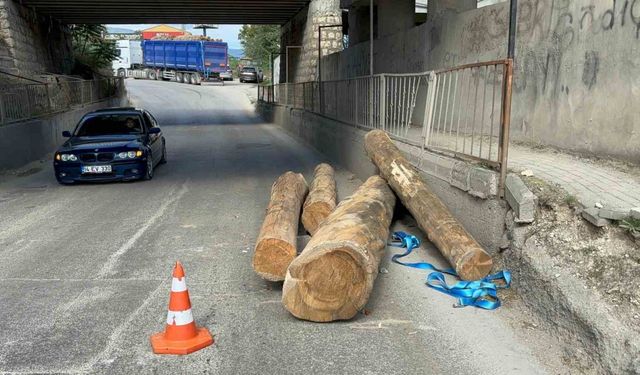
[258,59,513,192]
[0,78,123,125]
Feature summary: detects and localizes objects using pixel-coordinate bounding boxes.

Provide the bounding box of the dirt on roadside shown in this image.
[520,176,640,329]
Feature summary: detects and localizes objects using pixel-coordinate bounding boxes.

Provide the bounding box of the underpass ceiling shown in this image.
[19,0,310,24]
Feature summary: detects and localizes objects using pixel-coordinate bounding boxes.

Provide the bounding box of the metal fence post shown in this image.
[422,72,438,149]
[369,77,374,128]
[379,74,386,131]
[498,59,514,198]
[46,84,54,112]
[0,94,5,124]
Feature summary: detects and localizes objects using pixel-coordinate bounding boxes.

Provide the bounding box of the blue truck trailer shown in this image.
[131,40,229,85]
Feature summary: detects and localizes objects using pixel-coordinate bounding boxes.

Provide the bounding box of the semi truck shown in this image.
[112,40,143,77]
[129,40,229,85]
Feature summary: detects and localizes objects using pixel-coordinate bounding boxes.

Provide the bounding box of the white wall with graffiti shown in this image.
[322,0,640,162]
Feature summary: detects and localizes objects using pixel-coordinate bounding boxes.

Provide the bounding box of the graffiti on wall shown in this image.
[444,0,638,98]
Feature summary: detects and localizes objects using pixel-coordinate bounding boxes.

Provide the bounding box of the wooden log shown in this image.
[282,176,396,322]
[252,172,308,282]
[364,130,493,280]
[301,163,338,235]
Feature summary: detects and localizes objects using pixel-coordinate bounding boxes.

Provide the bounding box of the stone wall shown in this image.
[321,0,640,163]
[0,0,72,76]
[280,0,343,83]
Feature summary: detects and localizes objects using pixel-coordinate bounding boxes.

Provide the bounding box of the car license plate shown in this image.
[82,165,112,174]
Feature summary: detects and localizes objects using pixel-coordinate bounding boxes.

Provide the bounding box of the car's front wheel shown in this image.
[144,154,154,180]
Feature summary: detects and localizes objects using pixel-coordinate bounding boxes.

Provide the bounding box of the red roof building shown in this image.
[141,25,189,40]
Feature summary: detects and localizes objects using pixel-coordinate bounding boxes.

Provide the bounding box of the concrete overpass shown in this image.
[17,0,310,24]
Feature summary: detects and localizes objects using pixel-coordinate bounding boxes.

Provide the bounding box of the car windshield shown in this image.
[242,67,256,72]
[75,115,143,136]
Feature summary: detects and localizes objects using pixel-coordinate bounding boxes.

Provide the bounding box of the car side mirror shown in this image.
[148,127,161,135]
[62,131,71,138]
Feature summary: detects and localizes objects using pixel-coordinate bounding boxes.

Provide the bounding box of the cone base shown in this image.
[150,327,214,355]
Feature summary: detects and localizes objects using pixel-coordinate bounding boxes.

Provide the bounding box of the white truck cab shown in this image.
[113,40,143,77]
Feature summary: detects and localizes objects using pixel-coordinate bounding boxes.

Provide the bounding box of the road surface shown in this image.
[0,80,566,374]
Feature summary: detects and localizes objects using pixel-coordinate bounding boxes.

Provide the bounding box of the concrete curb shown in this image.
[504,174,536,223]
[394,142,499,200]
[506,213,640,374]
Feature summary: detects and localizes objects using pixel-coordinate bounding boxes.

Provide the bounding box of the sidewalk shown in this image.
[507,143,640,219]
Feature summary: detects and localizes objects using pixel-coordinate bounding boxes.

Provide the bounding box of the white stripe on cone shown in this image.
[171,277,187,292]
[166,309,194,326]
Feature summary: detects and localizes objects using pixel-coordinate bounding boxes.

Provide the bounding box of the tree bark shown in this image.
[364,130,493,281]
[252,172,308,282]
[301,163,337,235]
[282,176,396,322]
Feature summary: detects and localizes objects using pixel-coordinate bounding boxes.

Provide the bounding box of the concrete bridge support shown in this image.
[280,0,343,83]
[0,0,72,76]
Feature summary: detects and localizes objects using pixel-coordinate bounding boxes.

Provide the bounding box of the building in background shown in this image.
[141,24,189,40]
[105,26,139,40]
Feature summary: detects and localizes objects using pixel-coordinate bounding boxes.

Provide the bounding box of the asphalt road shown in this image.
[0,79,566,374]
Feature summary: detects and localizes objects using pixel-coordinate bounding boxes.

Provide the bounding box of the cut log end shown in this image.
[301,201,333,235]
[457,249,494,281]
[283,247,368,322]
[252,238,297,282]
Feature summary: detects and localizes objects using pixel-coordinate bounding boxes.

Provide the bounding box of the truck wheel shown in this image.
[148,70,157,80]
[176,72,183,83]
[117,68,126,78]
[189,74,196,85]
[194,74,202,85]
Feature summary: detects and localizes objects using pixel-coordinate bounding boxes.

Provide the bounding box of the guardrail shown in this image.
[0,78,123,125]
[258,59,514,194]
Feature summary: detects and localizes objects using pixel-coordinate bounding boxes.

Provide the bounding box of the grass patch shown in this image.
[563,194,579,208]
[619,217,640,235]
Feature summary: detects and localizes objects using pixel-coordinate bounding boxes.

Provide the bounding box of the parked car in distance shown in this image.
[239,66,263,83]
[220,69,233,81]
[53,107,166,184]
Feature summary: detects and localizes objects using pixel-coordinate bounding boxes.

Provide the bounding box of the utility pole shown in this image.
[193,24,218,37]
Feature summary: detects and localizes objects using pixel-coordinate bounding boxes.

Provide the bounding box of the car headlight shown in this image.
[116,150,143,159]
[60,154,77,162]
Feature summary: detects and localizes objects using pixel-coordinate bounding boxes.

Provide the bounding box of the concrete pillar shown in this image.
[280,0,342,83]
[377,0,414,39]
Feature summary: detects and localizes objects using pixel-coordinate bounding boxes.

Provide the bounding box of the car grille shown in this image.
[79,153,114,163]
[97,153,114,162]
[80,154,96,162]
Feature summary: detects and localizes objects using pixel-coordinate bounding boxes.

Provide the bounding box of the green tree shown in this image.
[71,24,119,72]
[238,25,280,79]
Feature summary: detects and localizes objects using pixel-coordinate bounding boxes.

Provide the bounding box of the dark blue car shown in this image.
[54,108,166,184]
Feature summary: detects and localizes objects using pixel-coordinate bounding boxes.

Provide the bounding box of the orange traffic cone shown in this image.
[150,261,214,355]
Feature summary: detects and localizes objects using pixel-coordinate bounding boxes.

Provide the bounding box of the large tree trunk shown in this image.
[252,172,308,282]
[364,130,493,281]
[282,176,395,322]
[301,163,337,235]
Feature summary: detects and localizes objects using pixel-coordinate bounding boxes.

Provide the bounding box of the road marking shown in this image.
[96,181,189,279]
[80,281,165,373]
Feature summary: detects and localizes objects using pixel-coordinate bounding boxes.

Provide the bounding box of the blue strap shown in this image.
[389,231,512,310]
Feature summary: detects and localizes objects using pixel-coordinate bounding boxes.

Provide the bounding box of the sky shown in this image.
[107,24,243,49]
